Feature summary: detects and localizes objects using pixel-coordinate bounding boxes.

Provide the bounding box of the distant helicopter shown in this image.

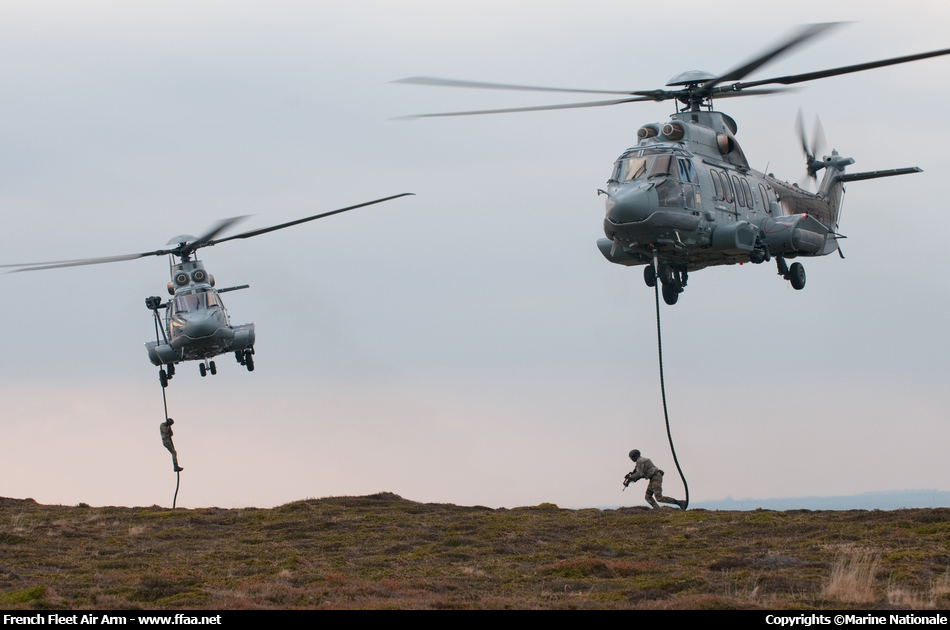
[3,194,414,385]
[395,24,950,304]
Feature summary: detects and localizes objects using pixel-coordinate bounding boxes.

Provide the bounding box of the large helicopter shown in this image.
[395,24,950,305]
[3,193,414,385]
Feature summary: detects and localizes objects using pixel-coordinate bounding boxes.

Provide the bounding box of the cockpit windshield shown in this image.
[173,290,220,313]
[611,150,674,183]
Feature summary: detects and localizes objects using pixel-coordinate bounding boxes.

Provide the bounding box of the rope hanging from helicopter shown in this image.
[651,254,689,510]
[151,308,172,420]
[151,307,180,508]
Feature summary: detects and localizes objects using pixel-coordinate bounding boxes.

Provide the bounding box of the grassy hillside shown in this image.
[1,493,948,609]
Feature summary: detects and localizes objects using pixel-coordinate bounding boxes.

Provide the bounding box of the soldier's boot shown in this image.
[676,500,687,510]
[175,466,184,472]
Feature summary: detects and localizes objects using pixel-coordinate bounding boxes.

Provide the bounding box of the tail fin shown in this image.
[820,156,923,229]
[816,151,855,230]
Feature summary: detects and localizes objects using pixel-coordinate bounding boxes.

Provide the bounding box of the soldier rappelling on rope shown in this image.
[160,418,184,473]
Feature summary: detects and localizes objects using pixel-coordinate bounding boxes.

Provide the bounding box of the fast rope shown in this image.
[153,307,180,509]
[652,254,690,510]
[159,374,169,421]
[157,376,182,509]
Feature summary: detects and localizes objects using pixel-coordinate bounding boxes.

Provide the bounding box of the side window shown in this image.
[758,184,770,214]
[678,159,695,183]
[741,179,754,209]
[732,176,746,207]
[710,169,723,200]
[721,173,734,203]
[609,162,621,183]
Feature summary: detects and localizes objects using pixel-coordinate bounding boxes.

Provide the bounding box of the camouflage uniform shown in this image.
[160,420,182,472]
[628,456,680,509]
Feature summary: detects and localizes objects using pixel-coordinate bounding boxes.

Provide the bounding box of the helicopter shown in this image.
[3,193,414,386]
[395,24,950,305]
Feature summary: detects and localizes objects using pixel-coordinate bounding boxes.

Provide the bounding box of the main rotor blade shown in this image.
[2,217,245,272]
[737,46,950,89]
[3,250,170,273]
[179,215,248,257]
[207,193,415,245]
[707,22,843,91]
[709,87,790,99]
[393,76,638,96]
[394,96,658,119]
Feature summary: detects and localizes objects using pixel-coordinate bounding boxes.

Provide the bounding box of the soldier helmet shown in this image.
[629,449,640,461]
[166,418,174,425]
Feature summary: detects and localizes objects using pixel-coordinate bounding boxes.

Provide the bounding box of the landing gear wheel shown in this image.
[245,350,255,372]
[643,264,657,288]
[159,369,168,388]
[788,262,806,290]
[657,262,675,286]
[235,351,245,365]
[209,361,217,375]
[662,283,679,305]
[199,363,207,377]
[166,363,175,377]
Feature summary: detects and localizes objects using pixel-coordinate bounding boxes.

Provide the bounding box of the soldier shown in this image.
[624,449,685,510]
[160,418,183,473]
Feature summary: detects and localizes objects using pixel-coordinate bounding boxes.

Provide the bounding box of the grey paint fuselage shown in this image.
[145,259,255,366]
[598,110,849,272]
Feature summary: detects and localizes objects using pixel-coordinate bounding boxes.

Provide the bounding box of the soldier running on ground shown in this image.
[160,418,183,472]
[624,449,685,510]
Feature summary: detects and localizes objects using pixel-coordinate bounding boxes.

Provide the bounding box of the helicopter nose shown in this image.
[180,311,223,339]
[605,185,657,224]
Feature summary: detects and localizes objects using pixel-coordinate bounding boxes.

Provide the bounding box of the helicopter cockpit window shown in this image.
[612,150,674,182]
[677,158,696,183]
[173,291,219,313]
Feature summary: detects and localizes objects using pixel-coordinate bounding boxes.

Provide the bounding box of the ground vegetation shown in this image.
[0,494,948,609]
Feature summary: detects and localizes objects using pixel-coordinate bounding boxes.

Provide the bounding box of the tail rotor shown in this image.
[796,109,827,190]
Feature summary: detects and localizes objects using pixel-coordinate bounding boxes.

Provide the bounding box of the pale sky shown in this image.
[1,0,948,509]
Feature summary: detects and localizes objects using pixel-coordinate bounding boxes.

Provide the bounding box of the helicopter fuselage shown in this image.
[145,259,255,368]
[595,108,920,304]
[598,110,844,274]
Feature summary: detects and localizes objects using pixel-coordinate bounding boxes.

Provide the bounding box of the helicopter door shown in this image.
[677,158,699,209]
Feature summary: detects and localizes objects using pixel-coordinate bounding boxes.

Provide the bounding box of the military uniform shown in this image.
[627,456,681,509]
[160,420,182,472]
